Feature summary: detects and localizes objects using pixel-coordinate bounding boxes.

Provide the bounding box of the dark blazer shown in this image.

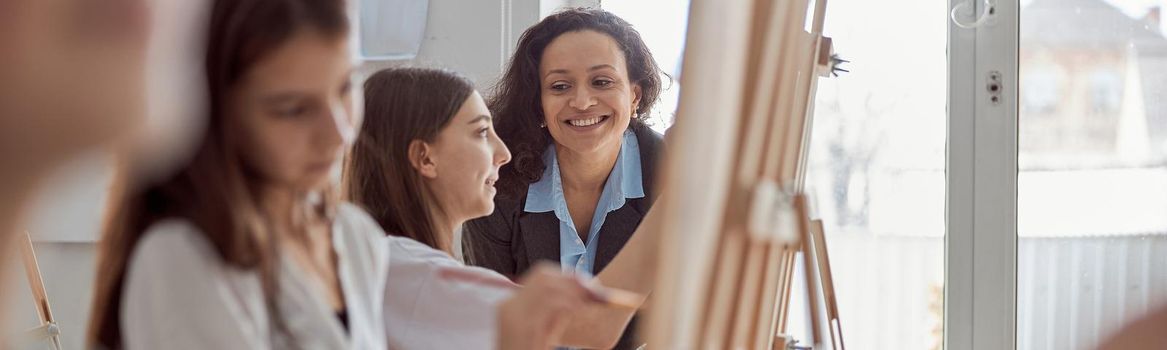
[462,123,663,349]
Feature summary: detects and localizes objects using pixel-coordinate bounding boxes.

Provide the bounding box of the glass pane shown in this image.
[803,0,947,348]
[1019,0,1167,349]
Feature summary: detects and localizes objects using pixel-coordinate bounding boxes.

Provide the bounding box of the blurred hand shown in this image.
[496,263,602,350]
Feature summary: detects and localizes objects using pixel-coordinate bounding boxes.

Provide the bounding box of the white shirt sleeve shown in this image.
[383,236,513,349]
[120,220,270,350]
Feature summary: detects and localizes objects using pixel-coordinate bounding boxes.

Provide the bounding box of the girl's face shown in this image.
[229,30,355,193]
[539,30,641,157]
[414,91,512,225]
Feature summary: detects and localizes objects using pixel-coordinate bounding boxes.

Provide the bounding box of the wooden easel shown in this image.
[809,219,845,350]
[644,0,844,348]
[20,231,62,350]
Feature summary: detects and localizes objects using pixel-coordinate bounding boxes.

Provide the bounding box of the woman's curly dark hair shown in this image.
[490,8,664,197]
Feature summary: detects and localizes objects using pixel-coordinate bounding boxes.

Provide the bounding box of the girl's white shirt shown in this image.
[382,235,513,350]
[120,203,390,350]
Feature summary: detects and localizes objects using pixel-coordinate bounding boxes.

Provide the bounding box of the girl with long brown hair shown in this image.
[347,67,662,349]
[87,0,386,348]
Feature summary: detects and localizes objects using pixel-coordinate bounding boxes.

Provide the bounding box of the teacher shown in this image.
[462,8,665,349]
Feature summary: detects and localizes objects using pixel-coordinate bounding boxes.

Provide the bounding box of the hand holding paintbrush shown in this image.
[436,264,645,310]
[438,262,645,349]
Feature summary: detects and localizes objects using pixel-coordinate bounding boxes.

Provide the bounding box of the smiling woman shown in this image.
[462,8,666,349]
[540,31,641,168]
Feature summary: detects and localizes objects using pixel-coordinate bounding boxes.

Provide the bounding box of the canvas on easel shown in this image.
[643,0,844,348]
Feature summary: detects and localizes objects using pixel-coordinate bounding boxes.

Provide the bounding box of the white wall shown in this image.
[362,0,547,91]
[359,0,598,90]
[542,0,601,17]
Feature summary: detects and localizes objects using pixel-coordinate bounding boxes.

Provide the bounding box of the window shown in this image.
[803,0,948,347]
[1020,63,1065,114]
[610,1,949,347]
[607,1,1167,348]
[1019,0,1167,349]
[602,0,690,133]
[1089,68,1122,114]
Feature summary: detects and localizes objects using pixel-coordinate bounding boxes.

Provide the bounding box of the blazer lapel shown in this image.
[517,211,562,272]
[593,202,646,274]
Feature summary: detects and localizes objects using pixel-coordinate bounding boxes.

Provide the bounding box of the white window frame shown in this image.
[946,0,1019,349]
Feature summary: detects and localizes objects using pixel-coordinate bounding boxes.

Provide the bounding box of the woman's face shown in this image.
[417,91,512,225]
[229,30,355,193]
[539,30,642,157]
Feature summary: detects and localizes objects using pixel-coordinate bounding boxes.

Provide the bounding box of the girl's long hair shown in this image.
[344,67,475,252]
[87,1,349,348]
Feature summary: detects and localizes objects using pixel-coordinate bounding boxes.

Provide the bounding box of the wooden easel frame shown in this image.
[20,231,63,350]
[645,0,842,348]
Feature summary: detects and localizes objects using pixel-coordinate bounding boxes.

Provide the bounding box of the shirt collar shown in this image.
[524,130,644,213]
[523,147,560,213]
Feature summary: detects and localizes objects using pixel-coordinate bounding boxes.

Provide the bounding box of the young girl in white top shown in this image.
[87,1,389,348]
[346,67,662,349]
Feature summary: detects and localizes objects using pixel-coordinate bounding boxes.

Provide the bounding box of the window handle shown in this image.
[951,0,996,29]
